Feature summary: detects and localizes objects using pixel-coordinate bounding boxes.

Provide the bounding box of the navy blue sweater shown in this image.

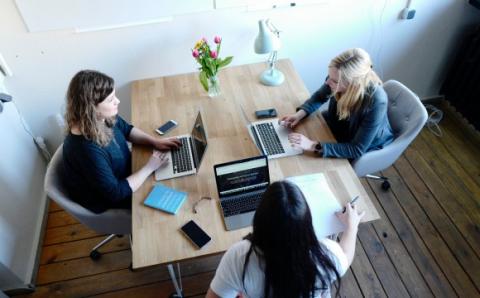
[299,82,394,159]
[63,116,133,213]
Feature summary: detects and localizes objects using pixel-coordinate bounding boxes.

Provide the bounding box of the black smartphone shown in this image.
[155,120,177,135]
[255,108,277,119]
[180,220,211,249]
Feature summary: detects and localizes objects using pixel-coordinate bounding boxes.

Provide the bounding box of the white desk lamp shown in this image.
[254,19,285,86]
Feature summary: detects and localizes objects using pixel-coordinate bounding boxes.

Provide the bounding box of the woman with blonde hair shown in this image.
[281,48,393,158]
[63,70,181,213]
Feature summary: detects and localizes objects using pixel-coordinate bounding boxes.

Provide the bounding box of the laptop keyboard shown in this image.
[221,190,265,217]
[256,122,285,155]
[172,137,193,174]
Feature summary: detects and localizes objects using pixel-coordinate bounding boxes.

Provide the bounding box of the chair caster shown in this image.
[381,180,391,191]
[90,250,102,260]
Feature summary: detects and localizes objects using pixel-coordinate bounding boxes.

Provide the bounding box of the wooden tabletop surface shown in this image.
[130,59,380,269]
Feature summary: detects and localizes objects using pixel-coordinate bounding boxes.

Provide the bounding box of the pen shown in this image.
[343,196,359,213]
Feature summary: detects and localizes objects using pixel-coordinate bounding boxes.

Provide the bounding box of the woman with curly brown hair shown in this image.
[62,70,180,213]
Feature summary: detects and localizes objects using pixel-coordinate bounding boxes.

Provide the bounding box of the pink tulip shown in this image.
[210,50,218,58]
[192,49,199,58]
[214,36,222,44]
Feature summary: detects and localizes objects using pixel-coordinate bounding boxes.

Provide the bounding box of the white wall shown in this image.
[0,99,47,290]
[1,0,479,150]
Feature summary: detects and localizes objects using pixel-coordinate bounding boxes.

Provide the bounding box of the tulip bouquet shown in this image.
[192,36,233,96]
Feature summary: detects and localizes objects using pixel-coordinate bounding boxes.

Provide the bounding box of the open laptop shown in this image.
[240,106,302,159]
[155,112,208,181]
[214,155,270,231]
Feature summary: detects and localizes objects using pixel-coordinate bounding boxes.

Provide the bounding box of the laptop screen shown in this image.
[215,156,269,197]
[191,112,208,169]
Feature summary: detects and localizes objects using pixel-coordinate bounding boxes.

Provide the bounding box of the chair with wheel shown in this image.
[44,145,131,260]
[351,80,428,190]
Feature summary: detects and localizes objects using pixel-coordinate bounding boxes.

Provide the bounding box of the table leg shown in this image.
[167,263,183,298]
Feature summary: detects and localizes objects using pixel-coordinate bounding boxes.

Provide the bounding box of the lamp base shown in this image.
[259,68,284,86]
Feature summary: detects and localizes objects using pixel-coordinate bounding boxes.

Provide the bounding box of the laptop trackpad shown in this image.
[224,211,255,231]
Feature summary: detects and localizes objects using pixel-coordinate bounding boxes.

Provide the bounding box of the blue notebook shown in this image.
[143,184,187,214]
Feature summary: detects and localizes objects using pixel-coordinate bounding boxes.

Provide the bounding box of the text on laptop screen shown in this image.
[216,158,269,196]
[191,113,208,169]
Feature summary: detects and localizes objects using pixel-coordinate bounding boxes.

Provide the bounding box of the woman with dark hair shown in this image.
[63,70,181,213]
[206,180,364,298]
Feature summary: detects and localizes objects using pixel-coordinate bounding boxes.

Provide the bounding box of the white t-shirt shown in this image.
[210,238,349,298]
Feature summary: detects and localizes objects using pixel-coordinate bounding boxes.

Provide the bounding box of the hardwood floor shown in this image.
[16,101,480,298]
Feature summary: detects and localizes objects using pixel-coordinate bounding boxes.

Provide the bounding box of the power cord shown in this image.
[424,104,443,137]
[11,101,52,161]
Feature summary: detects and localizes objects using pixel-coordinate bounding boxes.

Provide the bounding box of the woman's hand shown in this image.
[279,110,307,129]
[152,137,181,151]
[145,150,169,171]
[336,203,365,231]
[288,133,317,152]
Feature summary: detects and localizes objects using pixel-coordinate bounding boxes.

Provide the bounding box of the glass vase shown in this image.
[207,75,221,97]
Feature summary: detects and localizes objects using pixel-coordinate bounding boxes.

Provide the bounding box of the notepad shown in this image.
[143,184,187,214]
[287,173,345,238]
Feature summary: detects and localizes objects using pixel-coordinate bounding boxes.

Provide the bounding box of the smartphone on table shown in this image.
[155,120,177,135]
[180,220,211,249]
[255,108,277,119]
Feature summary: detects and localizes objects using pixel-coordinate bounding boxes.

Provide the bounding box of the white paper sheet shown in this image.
[287,173,345,238]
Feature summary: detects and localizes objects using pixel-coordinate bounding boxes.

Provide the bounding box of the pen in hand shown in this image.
[343,196,359,213]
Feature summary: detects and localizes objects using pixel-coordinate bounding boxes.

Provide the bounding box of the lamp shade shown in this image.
[254,19,281,54]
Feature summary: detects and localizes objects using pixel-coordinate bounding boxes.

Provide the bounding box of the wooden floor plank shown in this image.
[360,180,438,297]
[40,235,130,265]
[356,225,409,298]
[25,254,222,298]
[48,200,63,213]
[90,271,215,298]
[394,154,480,260]
[403,147,480,252]
[36,250,132,285]
[369,174,479,296]
[414,132,480,208]
[333,268,363,298]
[46,211,79,229]
[43,223,100,246]
[437,113,480,178]
[420,126,480,194]
[350,239,387,298]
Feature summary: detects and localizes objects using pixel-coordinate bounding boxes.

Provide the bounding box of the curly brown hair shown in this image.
[65,70,116,146]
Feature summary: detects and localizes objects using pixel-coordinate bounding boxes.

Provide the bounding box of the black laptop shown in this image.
[214,156,270,231]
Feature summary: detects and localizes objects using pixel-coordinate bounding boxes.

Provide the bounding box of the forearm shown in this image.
[339,225,359,265]
[126,164,155,192]
[128,127,156,146]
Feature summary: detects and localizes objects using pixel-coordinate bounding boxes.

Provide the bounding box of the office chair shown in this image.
[44,145,132,260]
[351,80,428,190]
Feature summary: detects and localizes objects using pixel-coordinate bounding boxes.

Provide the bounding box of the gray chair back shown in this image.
[352,80,428,177]
[44,145,131,235]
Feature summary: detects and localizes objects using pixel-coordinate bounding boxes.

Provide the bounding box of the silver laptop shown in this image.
[214,156,270,231]
[240,106,302,159]
[155,112,208,181]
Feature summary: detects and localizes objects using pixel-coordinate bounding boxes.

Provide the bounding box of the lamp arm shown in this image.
[266,19,281,37]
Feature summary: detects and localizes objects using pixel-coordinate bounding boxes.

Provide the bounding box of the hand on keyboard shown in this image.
[288,133,316,152]
[152,137,182,151]
[146,150,170,171]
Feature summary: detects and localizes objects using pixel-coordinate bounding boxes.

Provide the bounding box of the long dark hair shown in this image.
[65,70,116,146]
[243,181,341,298]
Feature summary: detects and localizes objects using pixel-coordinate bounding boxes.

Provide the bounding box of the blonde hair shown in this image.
[329,48,382,120]
[65,70,116,147]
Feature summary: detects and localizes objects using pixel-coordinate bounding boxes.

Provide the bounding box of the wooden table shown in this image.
[130,59,380,272]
